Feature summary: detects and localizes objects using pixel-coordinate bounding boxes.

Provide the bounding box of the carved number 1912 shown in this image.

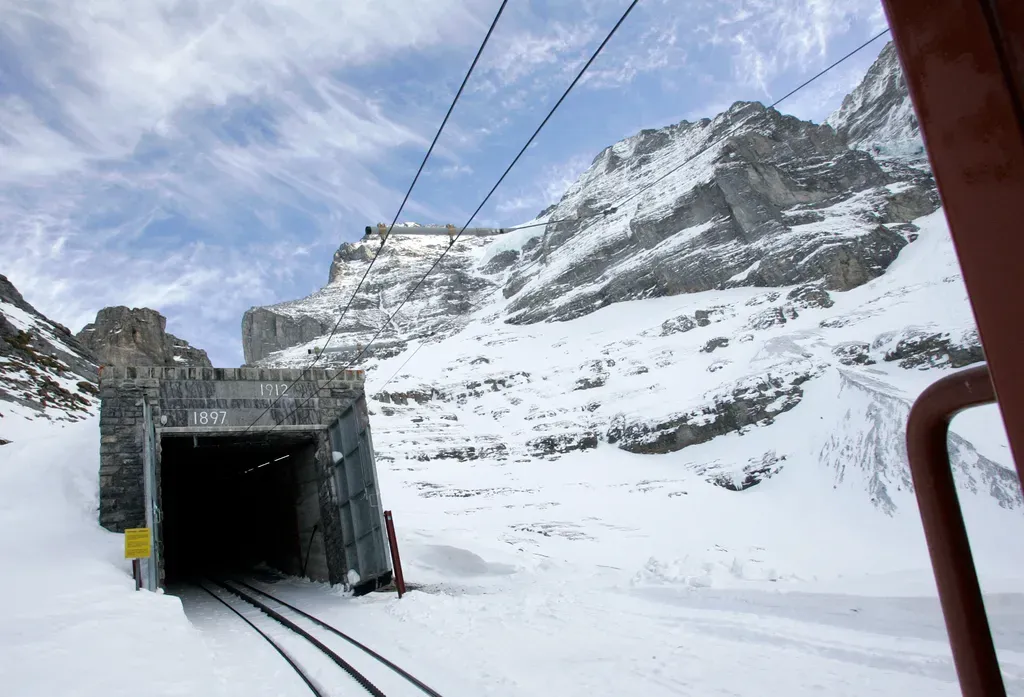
[260,383,289,397]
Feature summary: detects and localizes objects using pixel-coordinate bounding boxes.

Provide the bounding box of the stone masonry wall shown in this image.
[98,379,153,531]
[98,365,367,534]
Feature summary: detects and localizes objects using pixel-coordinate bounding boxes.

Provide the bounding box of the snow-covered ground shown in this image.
[2,410,1023,696]
[2,204,1024,695]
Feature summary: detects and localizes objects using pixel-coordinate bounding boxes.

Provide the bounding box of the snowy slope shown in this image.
[0,274,99,442]
[5,410,1024,697]
[243,41,1012,512]
[365,208,1018,532]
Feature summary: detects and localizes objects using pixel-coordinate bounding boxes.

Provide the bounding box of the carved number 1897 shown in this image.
[192,410,228,425]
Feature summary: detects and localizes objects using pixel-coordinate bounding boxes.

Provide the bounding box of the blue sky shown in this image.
[1,0,889,366]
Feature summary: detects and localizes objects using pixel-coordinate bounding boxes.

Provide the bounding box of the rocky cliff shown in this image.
[499,99,937,325]
[241,233,497,365]
[827,41,925,158]
[243,58,937,366]
[76,306,212,368]
[0,274,99,436]
[239,43,1018,516]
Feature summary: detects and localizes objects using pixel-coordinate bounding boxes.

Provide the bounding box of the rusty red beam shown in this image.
[881,0,1024,481]
[880,3,1023,695]
[906,366,1006,697]
[384,510,407,599]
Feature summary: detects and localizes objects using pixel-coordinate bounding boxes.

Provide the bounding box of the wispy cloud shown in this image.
[580,18,684,89]
[432,163,474,179]
[702,0,885,99]
[0,0,494,364]
[482,22,599,88]
[1,0,890,366]
[493,153,593,217]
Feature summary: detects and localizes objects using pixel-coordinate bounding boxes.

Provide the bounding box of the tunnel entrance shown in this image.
[98,366,393,592]
[160,432,327,585]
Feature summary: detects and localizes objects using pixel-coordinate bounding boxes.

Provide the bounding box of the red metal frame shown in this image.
[906,366,1004,696]
[882,0,1024,473]
[882,1,1024,695]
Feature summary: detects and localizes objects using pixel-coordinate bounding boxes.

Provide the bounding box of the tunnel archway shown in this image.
[159,433,323,585]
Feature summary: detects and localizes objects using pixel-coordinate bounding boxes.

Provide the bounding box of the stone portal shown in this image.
[97,366,392,592]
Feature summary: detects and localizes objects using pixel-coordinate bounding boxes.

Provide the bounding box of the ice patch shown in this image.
[415,544,517,577]
[632,554,791,589]
[478,218,548,266]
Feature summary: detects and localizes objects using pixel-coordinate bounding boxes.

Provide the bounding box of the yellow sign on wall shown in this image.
[124,528,151,559]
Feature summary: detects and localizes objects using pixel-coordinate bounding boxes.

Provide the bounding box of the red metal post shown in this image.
[906,365,1005,697]
[383,510,407,599]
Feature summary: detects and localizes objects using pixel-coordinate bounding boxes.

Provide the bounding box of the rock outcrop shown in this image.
[826,41,925,158]
[76,306,212,368]
[241,233,497,365]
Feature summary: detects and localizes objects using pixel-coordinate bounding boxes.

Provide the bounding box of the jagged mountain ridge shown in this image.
[242,49,935,365]
[0,274,99,436]
[242,233,498,365]
[244,44,1019,515]
[499,99,936,326]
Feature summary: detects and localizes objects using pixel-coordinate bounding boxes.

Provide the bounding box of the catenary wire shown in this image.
[374,294,496,394]
[240,0,510,435]
[495,27,893,234]
[263,0,644,430]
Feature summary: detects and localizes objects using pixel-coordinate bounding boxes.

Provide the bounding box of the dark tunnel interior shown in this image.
[160,433,320,586]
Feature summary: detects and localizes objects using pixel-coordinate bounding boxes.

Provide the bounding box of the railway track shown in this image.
[197,579,444,697]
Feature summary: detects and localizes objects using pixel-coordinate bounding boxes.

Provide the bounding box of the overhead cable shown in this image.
[265,0,644,431]
[240,0,510,434]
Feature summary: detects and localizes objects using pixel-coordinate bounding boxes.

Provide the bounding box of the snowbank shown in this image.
[0,416,233,697]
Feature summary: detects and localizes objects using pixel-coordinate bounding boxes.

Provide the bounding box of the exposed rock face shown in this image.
[241,234,496,365]
[607,367,817,455]
[242,308,333,365]
[0,274,99,427]
[880,329,984,369]
[76,306,212,368]
[827,41,925,158]
[695,451,787,491]
[499,100,936,326]
[527,431,599,457]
